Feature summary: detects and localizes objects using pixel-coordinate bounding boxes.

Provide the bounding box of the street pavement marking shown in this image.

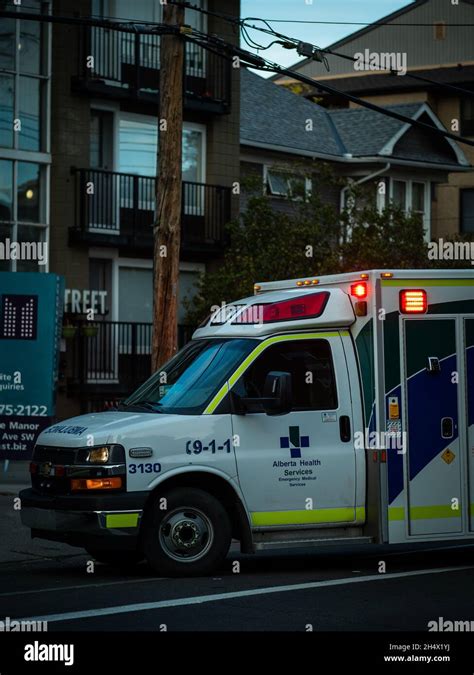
[19,565,474,624]
[0,577,164,598]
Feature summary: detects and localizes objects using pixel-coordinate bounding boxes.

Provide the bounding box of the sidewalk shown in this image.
[0,460,30,495]
[0,460,83,565]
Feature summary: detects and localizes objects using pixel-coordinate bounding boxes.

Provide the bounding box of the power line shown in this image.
[185,31,474,149]
[172,4,474,100]
[0,9,176,34]
[169,0,474,26]
[245,20,474,26]
[4,7,474,150]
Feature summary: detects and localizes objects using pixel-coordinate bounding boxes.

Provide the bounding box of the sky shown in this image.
[240,0,415,74]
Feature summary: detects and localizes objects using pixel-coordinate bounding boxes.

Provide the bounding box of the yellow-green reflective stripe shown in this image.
[251,506,364,527]
[204,331,349,414]
[410,505,461,520]
[471,504,474,517]
[389,505,464,522]
[389,507,405,521]
[382,279,474,287]
[105,513,139,528]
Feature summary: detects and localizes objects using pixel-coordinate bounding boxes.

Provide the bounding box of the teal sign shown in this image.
[0,272,64,460]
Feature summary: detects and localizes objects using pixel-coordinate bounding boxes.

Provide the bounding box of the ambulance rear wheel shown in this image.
[143,488,231,576]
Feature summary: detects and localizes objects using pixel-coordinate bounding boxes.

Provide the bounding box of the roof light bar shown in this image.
[234,291,330,324]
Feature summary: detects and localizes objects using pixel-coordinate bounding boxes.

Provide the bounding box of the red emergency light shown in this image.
[400,289,427,314]
[235,291,330,324]
[350,282,368,299]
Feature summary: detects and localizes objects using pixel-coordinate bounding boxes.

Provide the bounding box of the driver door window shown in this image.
[233,339,338,411]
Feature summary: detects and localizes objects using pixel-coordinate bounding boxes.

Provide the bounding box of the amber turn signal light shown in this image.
[71,477,122,491]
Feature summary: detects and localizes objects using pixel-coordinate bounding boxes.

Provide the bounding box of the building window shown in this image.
[461,99,474,137]
[392,180,407,209]
[0,0,51,272]
[117,116,205,179]
[460,189,474,233]
[433,21,446,41]
[387,178,430,239]
[0,1,48,153]
[411,182,426,216]
[266,168,311,200]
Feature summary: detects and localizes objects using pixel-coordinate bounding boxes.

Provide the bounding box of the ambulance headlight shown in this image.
[76,444,125,465]
[88,447,110,464]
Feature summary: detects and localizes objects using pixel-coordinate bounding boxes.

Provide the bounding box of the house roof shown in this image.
[240,68,469,168]
[241,67,344,158]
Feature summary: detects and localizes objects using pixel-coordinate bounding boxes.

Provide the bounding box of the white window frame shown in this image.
[385,177,431,242]
[263,165,312,201]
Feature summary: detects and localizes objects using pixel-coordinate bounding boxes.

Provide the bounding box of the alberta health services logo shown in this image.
[280,425,309,459]
[274,426,321,487]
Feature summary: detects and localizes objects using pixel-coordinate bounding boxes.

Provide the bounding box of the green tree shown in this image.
[184,171,437,327]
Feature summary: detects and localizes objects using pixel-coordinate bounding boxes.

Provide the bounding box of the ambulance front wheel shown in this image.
[143,488,232,576]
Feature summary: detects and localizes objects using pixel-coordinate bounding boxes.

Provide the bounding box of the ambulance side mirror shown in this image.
[262,371,292,416]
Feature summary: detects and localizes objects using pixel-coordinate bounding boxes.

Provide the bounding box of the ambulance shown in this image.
[20,270,474,576]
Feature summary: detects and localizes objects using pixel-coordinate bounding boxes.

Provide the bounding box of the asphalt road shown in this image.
[1,537,474,632]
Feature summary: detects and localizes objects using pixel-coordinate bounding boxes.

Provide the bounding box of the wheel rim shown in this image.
[159,507,214,563]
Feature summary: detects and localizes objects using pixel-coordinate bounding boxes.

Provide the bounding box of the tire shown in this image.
[86,548,143,568]
[142,487,232,577]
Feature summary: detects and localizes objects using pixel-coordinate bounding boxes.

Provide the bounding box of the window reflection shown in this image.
[19,20,41,75]
[0,74,14,149]
[0,160,13,222]
[18,162,40,223]
[0,18,15,71]
[19,76,41,151]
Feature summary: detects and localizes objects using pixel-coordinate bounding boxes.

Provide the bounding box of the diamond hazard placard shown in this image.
[441,448,455,465]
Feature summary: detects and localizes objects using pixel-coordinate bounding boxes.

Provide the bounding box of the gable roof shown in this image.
[241,68,469,168]
[240,67,344,158]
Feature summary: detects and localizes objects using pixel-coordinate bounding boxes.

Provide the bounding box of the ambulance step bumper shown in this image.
[254,535,373,551]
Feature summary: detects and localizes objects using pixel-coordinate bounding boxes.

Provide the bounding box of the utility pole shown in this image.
[152,2,185,372]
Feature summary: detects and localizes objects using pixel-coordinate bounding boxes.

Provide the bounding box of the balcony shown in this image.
[73,26,231,114]
[67,320,194,412]
[70,168,231,257]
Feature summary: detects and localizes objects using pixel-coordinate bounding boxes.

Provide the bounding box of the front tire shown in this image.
[142,488,231,576]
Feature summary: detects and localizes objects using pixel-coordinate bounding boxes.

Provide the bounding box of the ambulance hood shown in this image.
[37,411,177,448]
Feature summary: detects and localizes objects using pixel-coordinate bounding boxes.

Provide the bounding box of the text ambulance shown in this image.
[20,270,474,575]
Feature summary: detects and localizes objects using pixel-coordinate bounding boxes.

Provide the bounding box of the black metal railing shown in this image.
[69,320,194,395]
[73,168,231,250]
[77,26,231,110]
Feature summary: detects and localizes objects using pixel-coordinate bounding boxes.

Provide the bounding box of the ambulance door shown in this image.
[230,334,358,529]
[465,318,474,532]
[403,317,464,536]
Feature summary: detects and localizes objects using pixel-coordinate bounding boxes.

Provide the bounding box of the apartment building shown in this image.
[0,0,240,416]
[272,0,474,238]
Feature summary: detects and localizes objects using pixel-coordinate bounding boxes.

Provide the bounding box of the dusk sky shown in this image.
[240,0,415,73]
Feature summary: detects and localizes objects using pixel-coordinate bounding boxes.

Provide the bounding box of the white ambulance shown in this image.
[20,270,474,576]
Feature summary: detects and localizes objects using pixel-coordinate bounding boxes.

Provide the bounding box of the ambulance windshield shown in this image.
[121,338,257,415]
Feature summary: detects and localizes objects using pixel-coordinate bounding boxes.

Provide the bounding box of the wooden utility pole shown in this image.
[152,2,185,372]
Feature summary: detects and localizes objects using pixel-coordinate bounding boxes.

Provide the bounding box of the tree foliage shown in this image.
[184,167,462,326]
